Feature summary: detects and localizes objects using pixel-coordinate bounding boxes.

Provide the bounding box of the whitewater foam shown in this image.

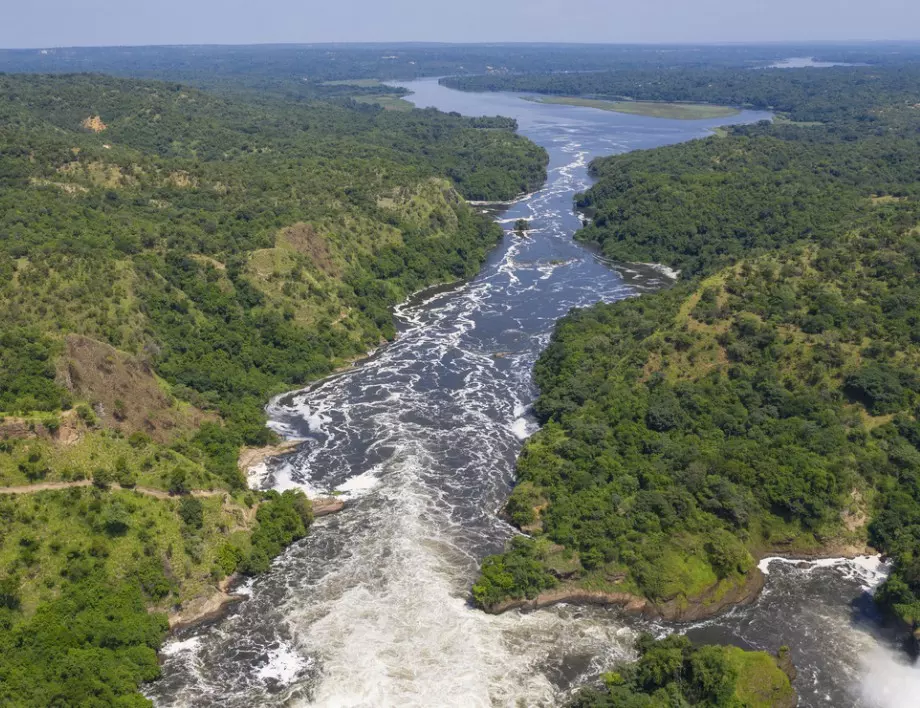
[510,417,535,441]
[757,555,891,591]
[160,636,203,658]
[858,647,920,708]
[334,467,382,498]
[255,642,310,684]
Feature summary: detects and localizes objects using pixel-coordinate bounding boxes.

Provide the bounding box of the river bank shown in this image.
[521,95,741,120]
[486,567,767,621]
[164,491,347,634]
[484,543,881,624]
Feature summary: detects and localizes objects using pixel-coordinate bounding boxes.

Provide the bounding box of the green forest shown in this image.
[0,72,546,483]
[0,70,547,704]
[473,65,920,642]
[3,41,920,703]
[569,634,796,708]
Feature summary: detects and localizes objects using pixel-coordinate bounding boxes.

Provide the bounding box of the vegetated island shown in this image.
[473,62,920,646]
[569,634,797,708]
[0,69,547,706]
[522,96,740,120]
[441,61,920,124]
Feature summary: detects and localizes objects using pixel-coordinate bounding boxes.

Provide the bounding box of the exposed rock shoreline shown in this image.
[486,544,877,622]
[487,566,765,622]
[165,494,344,634]
[168,574,246,632]
[238,439,304,476]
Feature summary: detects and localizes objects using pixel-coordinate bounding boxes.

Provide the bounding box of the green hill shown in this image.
[0,72,547,705]
[0,72,546,484]
[474,85,920,639]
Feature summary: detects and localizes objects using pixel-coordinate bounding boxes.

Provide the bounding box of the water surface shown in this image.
[768,56,863,68]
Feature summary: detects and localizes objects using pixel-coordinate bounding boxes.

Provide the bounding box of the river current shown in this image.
[148,79,916,707]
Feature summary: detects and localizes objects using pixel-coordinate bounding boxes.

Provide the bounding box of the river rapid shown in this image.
[148,79,916,707]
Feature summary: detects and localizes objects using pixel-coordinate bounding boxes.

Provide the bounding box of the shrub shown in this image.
[92,468,114,490]
[845,363,917,415]
[215,543,244,576]
[0,575,21,610]
[178,497,204,529]
[128,431,152,448]
[242,490,312,575]
[102,501,131,536]
[168,466,190,496]
[472,537,557,609]
[705,529,754,579]
[76,404,97,426]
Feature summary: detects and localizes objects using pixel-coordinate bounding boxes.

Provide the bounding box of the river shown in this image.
[148,78,914,707]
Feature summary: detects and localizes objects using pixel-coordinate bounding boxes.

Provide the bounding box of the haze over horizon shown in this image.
[4,0,920,50]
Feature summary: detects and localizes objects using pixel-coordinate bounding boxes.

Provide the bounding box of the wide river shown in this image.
[148,79,916,707]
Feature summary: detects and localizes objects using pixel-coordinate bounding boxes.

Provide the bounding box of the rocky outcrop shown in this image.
[313,497,346,517]
[238,439,303,476]
[487,587,648,615]
[81,115,107,132]
[167,574,245,632]
[649,568,765,622]
[0,408,83,446]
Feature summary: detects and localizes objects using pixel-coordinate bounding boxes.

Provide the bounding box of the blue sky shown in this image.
[4,0,919,48]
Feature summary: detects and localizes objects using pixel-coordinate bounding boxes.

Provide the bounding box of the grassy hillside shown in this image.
[0,73,547,485]
[474,91,920,637]
[0,72,547,705]
[570,634,796,708]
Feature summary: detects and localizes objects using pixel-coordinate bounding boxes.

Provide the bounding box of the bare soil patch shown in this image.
[59,334,212,442]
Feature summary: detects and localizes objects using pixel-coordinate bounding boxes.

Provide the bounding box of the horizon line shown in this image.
[4,38,920,53]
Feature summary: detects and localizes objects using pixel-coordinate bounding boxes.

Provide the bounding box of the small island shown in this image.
[570,634,797,708]
[523,96,741,120]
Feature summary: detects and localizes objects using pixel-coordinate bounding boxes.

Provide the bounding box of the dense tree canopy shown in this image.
[0,73,546,486]
[569,634,796,708]
[0,69,547,705]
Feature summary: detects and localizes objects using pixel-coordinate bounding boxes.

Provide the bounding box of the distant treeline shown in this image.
[443,64,920,123]
[3,42,920,97]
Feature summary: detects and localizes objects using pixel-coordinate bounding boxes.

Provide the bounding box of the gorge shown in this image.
[146,79,910,707]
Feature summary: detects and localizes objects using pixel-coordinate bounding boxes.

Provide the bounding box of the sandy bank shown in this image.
[238,439,303,475]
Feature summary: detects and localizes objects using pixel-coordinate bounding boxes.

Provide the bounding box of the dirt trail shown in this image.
[0,479,344,515]
[0,479,226,498]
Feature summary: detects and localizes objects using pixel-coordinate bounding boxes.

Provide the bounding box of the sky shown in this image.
[3,0,919,49]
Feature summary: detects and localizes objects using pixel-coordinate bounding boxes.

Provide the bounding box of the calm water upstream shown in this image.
[148,79,915,707]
